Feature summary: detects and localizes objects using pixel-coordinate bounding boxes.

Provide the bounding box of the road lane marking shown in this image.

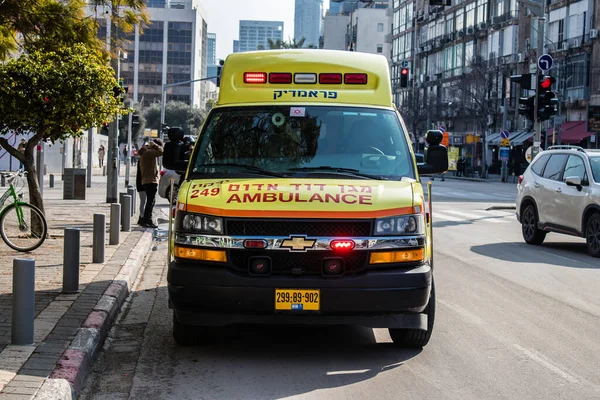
[440,209,509,223]
[512,344,580,384]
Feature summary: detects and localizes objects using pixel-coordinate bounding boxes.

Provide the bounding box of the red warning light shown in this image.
[540,78,551,89]
[330,240,355,251]
[401,68,409,75]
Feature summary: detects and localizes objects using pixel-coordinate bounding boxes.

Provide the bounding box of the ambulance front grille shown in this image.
[229,250,369,275]
[226,219,372,237]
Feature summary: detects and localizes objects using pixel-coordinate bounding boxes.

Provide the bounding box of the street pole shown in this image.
[37,142,44,197]
[501,96,508,182]
[106,48,121,204]
[125,105,133,187]
[86,128,93,188]
[532,15,546,159]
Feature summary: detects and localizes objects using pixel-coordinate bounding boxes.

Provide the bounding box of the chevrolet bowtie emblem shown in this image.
[280,236,316,251]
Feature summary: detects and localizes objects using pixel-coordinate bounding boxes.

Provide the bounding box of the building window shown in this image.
[377,44,383,53]
[377,23,384,32]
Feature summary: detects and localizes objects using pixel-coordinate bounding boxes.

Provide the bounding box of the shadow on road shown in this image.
[169,324,422,399]
[470,241,598,269]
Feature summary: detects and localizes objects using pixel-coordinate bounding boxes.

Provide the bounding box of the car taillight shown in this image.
[518,175,524,185]
[160,170,167,176]
[344,73,368,84]
[244,72,267,84]
[319,73,343,84]
[330,240,355,251]
[294,73,317,84]
[269,73,292,83]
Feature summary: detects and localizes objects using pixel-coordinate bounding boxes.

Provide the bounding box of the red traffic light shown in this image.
[401,68,409,75]
[540,76,555,90]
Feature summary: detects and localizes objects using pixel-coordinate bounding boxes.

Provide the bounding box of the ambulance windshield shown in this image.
[191,106,415,180]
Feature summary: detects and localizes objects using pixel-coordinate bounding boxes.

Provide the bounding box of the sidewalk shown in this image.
[0,170,156,399]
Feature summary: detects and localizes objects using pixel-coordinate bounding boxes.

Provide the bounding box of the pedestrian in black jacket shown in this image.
[136,146,147,226]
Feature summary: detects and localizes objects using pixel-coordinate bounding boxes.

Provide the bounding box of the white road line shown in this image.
[439,209,509,223]
[512,344,580,384]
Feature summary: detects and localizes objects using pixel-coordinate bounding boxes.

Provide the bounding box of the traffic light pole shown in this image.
[125,105,133,187]
[532,16,546,159]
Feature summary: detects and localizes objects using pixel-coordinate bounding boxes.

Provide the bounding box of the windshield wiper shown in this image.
[287,166,387,180]
[194,163,288,178]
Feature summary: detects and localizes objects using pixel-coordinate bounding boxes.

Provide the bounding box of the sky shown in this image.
[199,0,331,61]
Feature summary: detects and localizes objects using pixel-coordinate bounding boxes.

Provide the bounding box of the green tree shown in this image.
[118,104,147,144]
[258,37,309,50]
[144,101,207,137]
[0,0,101,60]
[0,44,124,215]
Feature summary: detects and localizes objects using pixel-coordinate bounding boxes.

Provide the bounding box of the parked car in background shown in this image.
[158,169,180,203]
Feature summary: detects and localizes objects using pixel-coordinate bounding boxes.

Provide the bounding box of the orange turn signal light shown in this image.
[369,249,424,264]
[175,246,227,262]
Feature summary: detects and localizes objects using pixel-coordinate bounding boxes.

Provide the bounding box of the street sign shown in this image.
[501,138,511,147]
[499,146,510,161]
[439,125,446,132]
[538,54,553,71]
[500,130,510,139]
[525,146,534,163]
[401,60,409,68]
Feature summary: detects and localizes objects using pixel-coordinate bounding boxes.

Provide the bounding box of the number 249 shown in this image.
[190,188,220,198]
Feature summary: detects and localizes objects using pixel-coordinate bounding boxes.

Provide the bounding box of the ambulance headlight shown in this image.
[181,214,223,234]
[374,214,424,236]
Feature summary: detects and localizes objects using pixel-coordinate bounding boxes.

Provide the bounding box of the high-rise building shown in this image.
[91,0,209,109]
[233,20,284,53]
[328,1,342,15]
[294,0,323,47]
[207,33,217,64]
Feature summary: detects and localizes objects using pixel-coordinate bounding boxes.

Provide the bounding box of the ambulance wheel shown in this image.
[388,280,435,348]
[173,312,213,346]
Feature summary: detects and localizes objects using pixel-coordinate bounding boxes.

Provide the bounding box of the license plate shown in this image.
[275,289,320,311]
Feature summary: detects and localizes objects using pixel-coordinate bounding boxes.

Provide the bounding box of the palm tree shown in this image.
[257,37,309,50]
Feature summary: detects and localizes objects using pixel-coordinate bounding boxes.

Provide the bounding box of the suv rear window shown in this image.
[542,154,568,181]
[531,154,550,176]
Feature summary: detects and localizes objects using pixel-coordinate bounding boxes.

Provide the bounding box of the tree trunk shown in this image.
[22,149,46,235]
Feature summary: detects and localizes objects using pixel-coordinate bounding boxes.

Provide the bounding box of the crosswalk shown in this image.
[431,206,516,226]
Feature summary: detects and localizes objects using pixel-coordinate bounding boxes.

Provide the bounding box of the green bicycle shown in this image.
[0,171,47,252]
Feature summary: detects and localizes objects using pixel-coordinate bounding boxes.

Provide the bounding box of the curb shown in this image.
[33,230,154,400]
[486,205,517,210]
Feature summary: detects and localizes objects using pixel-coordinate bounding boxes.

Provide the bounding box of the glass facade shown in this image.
[167,21,193,103]
[236,20,284,53]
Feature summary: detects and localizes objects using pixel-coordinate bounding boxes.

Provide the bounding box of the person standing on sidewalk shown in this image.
[136,146,147,226]
[98,145,105,168]
[139,139,163,228]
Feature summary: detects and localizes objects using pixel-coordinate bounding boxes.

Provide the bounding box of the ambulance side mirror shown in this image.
[417,130,448,175]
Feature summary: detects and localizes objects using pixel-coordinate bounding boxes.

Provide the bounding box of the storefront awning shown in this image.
[547,121,593,144]
[487,131,531,146]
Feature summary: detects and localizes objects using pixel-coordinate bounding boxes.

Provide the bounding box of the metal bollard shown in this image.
[93,213,106,263]
[119,192,127,226]
[49,174,54,188]
[12,258,35,345]
[1,175,5,187]
[63,228,80,294]
[110,203,120,245]
[102,166,106,176]
[127,186,136,217]
[122,195,131,232]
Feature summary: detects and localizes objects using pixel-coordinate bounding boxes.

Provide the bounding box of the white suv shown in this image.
[516,146,600,257]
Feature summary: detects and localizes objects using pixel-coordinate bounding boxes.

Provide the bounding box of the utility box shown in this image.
[63,168,86,200]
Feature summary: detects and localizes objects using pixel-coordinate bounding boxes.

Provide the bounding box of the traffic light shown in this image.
[537,76,558,122]
[400,67,409,88]
[113,78,127,103]
[519,96,535,122]
[510,73,535,90]
[216,59,224,87]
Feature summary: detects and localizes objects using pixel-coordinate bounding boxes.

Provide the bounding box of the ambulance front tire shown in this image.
[388,279,435,348]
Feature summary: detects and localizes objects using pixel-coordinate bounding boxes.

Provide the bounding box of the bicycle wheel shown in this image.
[0,203,47,252]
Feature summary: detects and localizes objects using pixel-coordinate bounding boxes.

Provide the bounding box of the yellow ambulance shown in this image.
[163,49,448,347]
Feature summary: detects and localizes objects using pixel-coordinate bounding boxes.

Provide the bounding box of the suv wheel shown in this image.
[389,280,435,348]
[521,204,546,245]
[585,213,600,258]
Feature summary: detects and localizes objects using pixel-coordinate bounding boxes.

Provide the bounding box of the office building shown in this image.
[294,0,323,47]
[207,32,217,64]
[233,20,284,52]
[92,0,209,109]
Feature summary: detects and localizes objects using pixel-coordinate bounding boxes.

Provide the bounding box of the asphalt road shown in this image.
[80,179,600,400]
